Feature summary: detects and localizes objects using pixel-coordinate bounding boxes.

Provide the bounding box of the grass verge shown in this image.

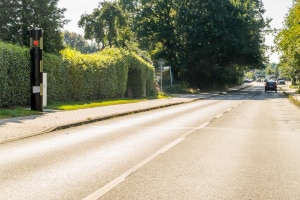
[45,99,147,110]
[0,95,169,119]
[0,107,39,119]
[288,95,300,107]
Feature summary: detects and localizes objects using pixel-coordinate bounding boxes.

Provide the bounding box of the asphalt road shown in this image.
[1,84,300,199]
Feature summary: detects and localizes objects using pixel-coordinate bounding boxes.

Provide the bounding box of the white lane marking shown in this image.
[226,108,232,112]
[197,122,210,130]
[215,113,223,118]
[216,100,245,119]
[83,122,209,200]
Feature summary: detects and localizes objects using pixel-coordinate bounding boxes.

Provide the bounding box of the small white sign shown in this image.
[32,86,40,93]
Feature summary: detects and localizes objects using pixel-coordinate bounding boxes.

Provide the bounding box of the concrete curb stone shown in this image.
[0,84,250,144]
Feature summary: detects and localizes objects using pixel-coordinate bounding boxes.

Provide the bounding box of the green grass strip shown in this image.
[0,107,39,119]
[46,99,146,110]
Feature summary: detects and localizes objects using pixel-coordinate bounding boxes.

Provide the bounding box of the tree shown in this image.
[275,0,300,85]
[266,64,274,75]
[63,31,98,53]
[78,2,127,49]
[0,0,68,54]
[245,71,254,80]
[127,0,268,88]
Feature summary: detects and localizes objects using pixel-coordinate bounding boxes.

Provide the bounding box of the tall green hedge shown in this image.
[55,48,131,101]
[0,42,156,107]
[127,52,155,97]
[0,42,31,107]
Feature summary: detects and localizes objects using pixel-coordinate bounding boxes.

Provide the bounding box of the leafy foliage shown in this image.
[0,41,155,107]
[0,0,68,54]
[63,31,98,53]
[120,0,268,88]
[1,0,271,104]
[275,0,300,85]
[79,2,127,49]
[0,42,31,107]
[47,48,155,101]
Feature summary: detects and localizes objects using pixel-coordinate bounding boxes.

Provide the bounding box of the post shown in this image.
[30,28,43,111]
[158,59,164,93]
[160,61,163,92]
[43,73,47,107]
[169,66,173,86]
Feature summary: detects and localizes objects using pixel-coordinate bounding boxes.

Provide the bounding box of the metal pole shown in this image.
[160,61,163,93]
[169,66,173,86]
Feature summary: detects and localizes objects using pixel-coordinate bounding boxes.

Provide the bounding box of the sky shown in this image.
[262,0,294,63]
[58,0,294,63]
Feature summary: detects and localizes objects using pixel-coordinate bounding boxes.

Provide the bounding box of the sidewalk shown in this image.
[279,82,300,102]
[0,94,212,144]
[0,84,252,144]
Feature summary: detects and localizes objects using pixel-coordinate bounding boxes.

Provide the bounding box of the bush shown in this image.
[0,42,31,107]
[58,48,156,100]
[163,82,191,94]
[0,42,156,107]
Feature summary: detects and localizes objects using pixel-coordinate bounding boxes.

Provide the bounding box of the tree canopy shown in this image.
[119,0,268,88]
[0,0,68,54]
[78,2,127,50]
[63,31,98,54]
[275,0,300,85]
[1,0,269,89]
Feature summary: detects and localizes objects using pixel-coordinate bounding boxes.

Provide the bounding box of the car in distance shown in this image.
[265,80,277,93]
[277,78,286,85]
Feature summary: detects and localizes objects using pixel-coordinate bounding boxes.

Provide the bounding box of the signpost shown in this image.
[158,58,164,93]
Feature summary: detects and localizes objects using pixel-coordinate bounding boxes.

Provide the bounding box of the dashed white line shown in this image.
[226,108,232,112]
[83,122,209,200]
[215,113,223,118]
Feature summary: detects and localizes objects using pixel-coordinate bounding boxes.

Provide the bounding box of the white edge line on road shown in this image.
[83,122,209,200]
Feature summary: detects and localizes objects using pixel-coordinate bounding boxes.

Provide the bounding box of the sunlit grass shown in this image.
[289,95,300,107]
[290,84,299,89]
[0,95,168,119]
[156,93,170,99]
[46,99,147,110]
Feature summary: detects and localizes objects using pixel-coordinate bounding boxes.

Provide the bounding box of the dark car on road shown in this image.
[265,80,277,93]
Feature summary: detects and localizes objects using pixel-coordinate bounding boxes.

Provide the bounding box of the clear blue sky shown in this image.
[58,0,294,63]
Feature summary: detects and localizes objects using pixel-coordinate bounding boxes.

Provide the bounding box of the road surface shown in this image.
[1,84,300,199]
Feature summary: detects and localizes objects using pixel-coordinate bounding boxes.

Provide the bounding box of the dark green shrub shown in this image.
[0,42,31,107]
[1,42,156,107]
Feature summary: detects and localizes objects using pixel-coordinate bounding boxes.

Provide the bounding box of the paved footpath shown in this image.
[280,82,300,102]
[0,94,213,144]
[1,83,297,144]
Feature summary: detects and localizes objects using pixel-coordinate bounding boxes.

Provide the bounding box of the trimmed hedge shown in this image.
[127,52,156,97]
[0,42,31,107]
[57,48,130,100]
[0,42,156,107]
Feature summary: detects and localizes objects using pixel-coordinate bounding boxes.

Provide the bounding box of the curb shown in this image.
[279,85,300,106]
[46,100,195,133]
[1,100,196,145]
[1,84,250,144]
[27,85,251,135]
